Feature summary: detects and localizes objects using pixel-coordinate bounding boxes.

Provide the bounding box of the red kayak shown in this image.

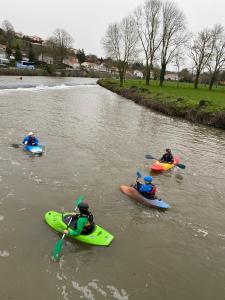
[150,156,180,172]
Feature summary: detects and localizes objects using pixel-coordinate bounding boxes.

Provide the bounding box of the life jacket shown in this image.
[142,183,157,199]
[27,136,35,145]
[71,211,95,234]
[162,153,174,163]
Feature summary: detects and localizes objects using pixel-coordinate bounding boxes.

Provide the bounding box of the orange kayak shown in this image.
[120,185,171,209]
[150,156,180,172]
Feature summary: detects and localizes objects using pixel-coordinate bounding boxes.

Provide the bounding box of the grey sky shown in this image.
[1,0,225,57]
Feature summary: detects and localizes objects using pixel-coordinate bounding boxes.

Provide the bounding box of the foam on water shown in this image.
[0,83,97,94]
[71,279,128,300]
[0,250,10,257]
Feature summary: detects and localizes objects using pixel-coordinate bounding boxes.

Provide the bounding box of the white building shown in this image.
[133,70,144,78]
[165,73,179,81]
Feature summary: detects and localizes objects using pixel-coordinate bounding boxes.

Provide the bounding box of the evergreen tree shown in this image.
[28,43,35,62]
[76,49,86,66]
[15,45,22,61]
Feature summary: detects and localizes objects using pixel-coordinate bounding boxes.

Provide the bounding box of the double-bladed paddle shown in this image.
[136,171,142,179]
[52,195,84,261]
[145,154,186,169]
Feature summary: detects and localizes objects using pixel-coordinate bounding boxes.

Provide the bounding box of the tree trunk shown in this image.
[209,76,214,90]
[119,71,124,87]
[145,64,150,86]
[159,64,166,87]
[209,71,218,90]
[194,71,200,89]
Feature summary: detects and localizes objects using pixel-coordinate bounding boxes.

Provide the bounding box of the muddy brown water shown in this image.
[0,76,225,300]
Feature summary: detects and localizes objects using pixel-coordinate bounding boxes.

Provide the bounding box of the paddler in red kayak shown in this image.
[160,148,174,164]
[136,176,157,199]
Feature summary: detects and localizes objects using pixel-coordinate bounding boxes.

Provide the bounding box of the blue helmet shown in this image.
[144,176,152,183]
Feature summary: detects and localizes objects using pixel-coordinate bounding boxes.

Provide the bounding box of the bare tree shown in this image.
[2,20,15,46]
[45,38,59,64]
[207,24,225,90]
[174,49,184,86]
[190,29,214,89]
[51,28,73,64]
[159,1,186,86]
[102,16,139,86]
[133,0,161,85]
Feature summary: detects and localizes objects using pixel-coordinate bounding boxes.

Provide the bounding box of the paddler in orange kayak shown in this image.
[136,176,157,199]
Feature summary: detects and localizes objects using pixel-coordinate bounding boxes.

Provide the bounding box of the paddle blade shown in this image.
[136,171,142,178]
[53,237,64,260]
[11,143,21,148]
[74,195,85,208]
[177,163,186,169]
[145,154,156,159]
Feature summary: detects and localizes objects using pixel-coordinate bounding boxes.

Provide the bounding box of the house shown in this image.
[133,70,144,78]
[63,54,79,69]
[0,44,9,65]
[165,73,179,81]
[29,35,43,44]
[0,44,7,59]
[81,61,100,70]
[38,53,54,64]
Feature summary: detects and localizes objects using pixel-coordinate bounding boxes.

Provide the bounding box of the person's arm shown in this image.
[66,217,87,236]
[22,137,28,144]
[34,137,39,145]
[136,179,141,191]
[160,154,165,162]
[167,154,174,164]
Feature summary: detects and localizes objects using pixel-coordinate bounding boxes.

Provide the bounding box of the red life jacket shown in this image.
[149,184,156,196]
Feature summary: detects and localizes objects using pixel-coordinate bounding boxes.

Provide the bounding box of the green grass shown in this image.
[110,79,225,113]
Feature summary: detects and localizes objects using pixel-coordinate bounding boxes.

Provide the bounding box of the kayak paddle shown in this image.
[136,171,142,179]
[52,195,84,261]
[11,143,22,148]
[145,154,186,169]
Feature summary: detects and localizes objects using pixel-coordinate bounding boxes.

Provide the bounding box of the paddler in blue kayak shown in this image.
[63,202,94,236]
[136,176,157,199]
[22,132,39,146]
[160,148,174,163]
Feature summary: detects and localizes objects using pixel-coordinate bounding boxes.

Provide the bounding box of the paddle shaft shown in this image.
[63,206,78,237]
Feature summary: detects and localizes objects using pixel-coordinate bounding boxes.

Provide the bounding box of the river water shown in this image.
[0,76,225,300]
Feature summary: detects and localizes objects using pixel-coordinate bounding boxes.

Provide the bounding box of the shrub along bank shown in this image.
[98,79,225,129]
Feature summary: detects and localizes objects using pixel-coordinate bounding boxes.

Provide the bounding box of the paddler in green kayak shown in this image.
[63,202,94,236]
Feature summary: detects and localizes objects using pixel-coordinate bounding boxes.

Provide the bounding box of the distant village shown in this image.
[0,20,184,80]
[1,19,223,85]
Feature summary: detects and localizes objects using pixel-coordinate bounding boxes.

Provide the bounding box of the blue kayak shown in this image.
[24,145,43,155]
[120,185,171,209]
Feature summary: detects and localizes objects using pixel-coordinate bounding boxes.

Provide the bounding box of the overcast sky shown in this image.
[1,0,225,57]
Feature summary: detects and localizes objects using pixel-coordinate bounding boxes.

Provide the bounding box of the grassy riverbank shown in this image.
[98,79,225,129]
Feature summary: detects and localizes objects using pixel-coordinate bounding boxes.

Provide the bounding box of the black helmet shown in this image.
[78,202,89,211]
[166,148,171,153]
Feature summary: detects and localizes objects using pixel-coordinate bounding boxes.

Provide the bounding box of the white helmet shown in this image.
[28,132,34,136]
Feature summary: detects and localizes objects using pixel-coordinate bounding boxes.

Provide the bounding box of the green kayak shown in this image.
[45,211,114,246]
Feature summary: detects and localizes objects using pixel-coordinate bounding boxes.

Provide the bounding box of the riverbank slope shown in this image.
[98,79,225,129]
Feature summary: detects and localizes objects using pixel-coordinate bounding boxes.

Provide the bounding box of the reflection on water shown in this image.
[0,76,225,300]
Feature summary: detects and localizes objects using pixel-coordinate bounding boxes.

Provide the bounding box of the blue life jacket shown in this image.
[23,136,39,146]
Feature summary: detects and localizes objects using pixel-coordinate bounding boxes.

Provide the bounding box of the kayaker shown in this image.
[136,176,157,199]
[22,132,39,146]
[160,148,174,164]
[64,202,94,236]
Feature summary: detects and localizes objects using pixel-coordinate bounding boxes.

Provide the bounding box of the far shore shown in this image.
[98,78,225,130]
[0,67,114,78]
